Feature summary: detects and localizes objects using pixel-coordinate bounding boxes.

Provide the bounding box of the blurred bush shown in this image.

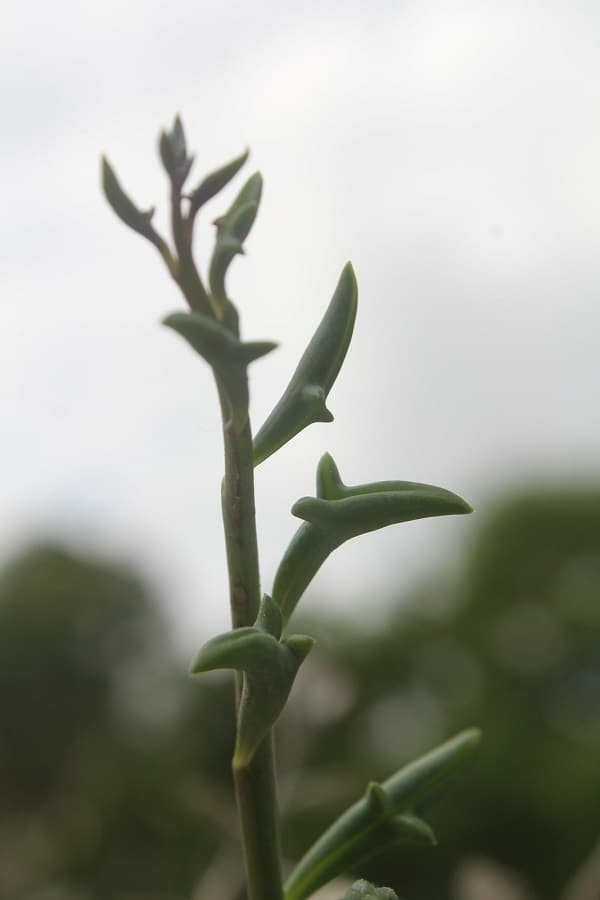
[0,544,236,900]
[0,486,598,899]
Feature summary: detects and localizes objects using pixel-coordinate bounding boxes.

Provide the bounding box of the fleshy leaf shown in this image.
[188,148,250,215]
[209,172,263,313]
[272,453,472,629]
[253,263,358,466]
[101,157,177,277]
[191,598,314,767]
[159,114,194,187]
[283,729,480,900]
[163,310,276,433]
[102,157,157,241]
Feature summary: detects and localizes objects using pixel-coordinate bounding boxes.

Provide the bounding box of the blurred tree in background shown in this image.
[0,486,598,899]
[0,545,236,899]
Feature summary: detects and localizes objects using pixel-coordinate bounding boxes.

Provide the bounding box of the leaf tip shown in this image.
[161,311,184,332]
[284,633,316,664]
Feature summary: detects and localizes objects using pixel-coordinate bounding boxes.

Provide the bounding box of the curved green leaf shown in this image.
[101,157,157,241]
[209,172,263,312]
[159,114,194,188]
[284,729,480,900]
[188,148,250,215]
[102,157,177,277]
[191,627,278,675]
[191,597,314,767]
[272,453,472,629]
[253,263,358,466]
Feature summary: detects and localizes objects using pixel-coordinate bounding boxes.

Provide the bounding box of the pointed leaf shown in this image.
[159,114,194,187]
[284,730,479,900]
[381,727,481,811]
[208,173,263,312]
[188,148,250,215]
[293,485,471,533]
[234,631,314,767]
[253,263,358,465]
[190,627,279,676]
[101,157,156,240]
[191,619,314,768]
[218,172,263,234]
[102,156,178,278]
[272,454,472,629]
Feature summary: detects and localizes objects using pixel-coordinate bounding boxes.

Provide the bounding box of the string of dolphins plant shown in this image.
[102,117,480,900]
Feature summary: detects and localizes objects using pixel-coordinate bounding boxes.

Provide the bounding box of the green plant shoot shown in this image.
[102,116,479,900]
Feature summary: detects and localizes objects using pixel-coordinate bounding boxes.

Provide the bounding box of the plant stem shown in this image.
[220,392,284,900]
[169,183,212,315]
[220,416,261,631]
[234,736,283,900]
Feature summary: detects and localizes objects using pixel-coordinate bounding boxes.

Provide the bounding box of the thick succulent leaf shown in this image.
[190,627,280,676]
[209,173,263,311]
[379,728,480,809]
[234,631,314,767]
[188,148,250,215]
[253,263,358,466]
[190,611,314,767]
[101,157,156,240]
[272,454,472,628]
[293,487,471,533]
[163,310,276,433]
[284,730,480,900]
[285,813,432,900]
[159,114,194,187]
[344,880,398,900]
[218,172,263,235]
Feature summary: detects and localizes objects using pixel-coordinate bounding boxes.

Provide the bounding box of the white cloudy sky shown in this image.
[2,0,599,648]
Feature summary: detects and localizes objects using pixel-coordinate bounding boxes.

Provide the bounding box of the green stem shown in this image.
[220,414,261,631]
[169,182,212,315]
[219,388,284,900]
[234,736,283,900]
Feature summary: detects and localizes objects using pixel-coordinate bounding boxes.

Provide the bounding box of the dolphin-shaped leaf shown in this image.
[101,157,178,277]
[191,596,314,767]
[272,453,472,629]
[253,263,358,466]
[284,729,480,900]
[209,172,263,313]
[159,114,194,188]
[188,148,250,216]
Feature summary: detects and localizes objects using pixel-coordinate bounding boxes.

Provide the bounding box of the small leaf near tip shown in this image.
[189,147,250,215]
[159,115,194,187]
[101,156,156,239]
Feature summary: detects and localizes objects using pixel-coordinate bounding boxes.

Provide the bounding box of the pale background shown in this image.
[2,0,599,649]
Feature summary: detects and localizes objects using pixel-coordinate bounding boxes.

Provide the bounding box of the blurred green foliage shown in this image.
[0,486,598,899]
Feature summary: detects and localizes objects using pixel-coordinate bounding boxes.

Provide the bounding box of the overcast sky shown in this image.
[2,0,599,649]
